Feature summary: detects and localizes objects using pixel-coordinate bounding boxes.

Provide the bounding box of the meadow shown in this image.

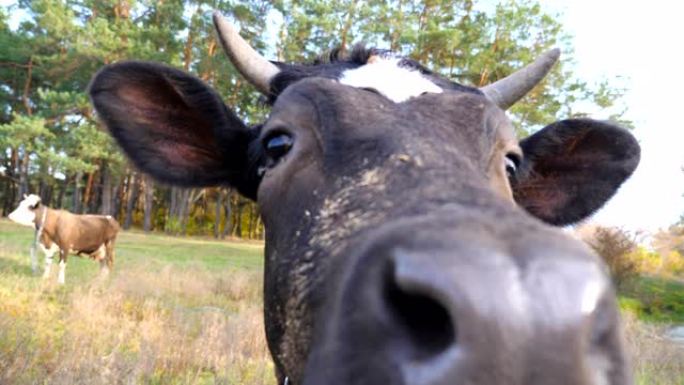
[0,219,682,384]
[0,219,273,385]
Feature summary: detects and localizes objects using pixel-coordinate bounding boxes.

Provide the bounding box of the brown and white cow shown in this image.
[8,194,119,284]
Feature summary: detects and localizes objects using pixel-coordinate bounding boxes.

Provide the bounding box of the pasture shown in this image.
[0,218,682,385]
[0,219,273,385]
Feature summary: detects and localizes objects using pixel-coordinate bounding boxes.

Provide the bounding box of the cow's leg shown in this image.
[105,240,115,270]
[39,242,59,279]
[97,243,110,276]
[57,250,68,285]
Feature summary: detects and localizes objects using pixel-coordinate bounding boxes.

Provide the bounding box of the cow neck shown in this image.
[34,205,48,240]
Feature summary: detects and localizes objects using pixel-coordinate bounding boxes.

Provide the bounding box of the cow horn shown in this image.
[480,48,560,110]
[213,11,280,95]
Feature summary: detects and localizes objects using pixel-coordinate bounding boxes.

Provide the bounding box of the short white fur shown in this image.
[8,194,41,227]
[40,242,59,279]
[339,57,442,103]
[58,260,67,285]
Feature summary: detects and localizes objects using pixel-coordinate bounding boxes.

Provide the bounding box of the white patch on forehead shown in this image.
[339,57,442,103]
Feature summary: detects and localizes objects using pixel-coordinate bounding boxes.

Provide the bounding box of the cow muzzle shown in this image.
[8,207,36,227]
[301,217,630,385]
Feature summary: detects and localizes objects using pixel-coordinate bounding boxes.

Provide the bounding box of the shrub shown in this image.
[632,247,661,275]
[585,226,640,290]
[663,251,684,276]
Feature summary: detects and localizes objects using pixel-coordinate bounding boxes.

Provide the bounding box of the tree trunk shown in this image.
[17,149,29,199]
[2,149,17,214]
[247,203,256,239]
[72,171,83,213]
[143,176,154,233]
[41,183,53,207]
[1,179,12,216]
[89,169,103,213]
[56,176,68,209]
[8,148,18,208]
[100,166,113,215]
[233,198,244,238]
[113,174,126,221]
[82,170,96,213]
[123,173,140,230]
[38,163,48,201]
[166,186,191,235]
[255,214,263,240]
[179,188,192,236]
[167,186,178,234]
[338,0,358,53]
[214,188,222,239]
[221,190,232,239]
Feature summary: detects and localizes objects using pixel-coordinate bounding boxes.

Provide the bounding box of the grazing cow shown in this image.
[8,194,119,284]
[88,12,640,385]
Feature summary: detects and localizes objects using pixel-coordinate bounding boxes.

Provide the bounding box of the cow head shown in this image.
[8,194,42,227]
[88,12,639,385]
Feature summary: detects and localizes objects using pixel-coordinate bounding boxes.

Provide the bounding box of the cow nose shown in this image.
[377,249,472,385]
[377,247,609,385]
[383,252,457,363]
[302,233,623,385]
[303,245,469,385]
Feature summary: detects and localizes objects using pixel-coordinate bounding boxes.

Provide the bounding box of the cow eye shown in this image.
[263,132,294,166]
[505,154,521,178]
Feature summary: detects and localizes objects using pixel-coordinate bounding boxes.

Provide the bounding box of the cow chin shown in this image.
[8,208,36,227]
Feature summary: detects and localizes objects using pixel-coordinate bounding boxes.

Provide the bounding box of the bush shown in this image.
[585,226,640,290]
[619,297,644,317]
[653,225,684,276]
[663,251,684,275]
[632,247,661,275]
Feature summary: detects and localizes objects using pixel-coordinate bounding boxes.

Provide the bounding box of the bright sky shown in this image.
[535,0,684,234]
[3,0,682,233]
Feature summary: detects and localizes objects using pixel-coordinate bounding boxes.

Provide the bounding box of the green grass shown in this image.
[0,218,273,385]
[620,275,684,324]
[2,219,684,384]
[0,219,264,282]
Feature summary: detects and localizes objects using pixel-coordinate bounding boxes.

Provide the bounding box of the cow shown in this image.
[8,194,119,284]
[88,12,640,385]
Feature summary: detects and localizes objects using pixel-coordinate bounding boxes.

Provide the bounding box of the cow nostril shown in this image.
[384,268,456,360]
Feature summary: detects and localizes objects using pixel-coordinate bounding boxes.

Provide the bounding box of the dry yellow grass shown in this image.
[2,219,684,384]
[0,262,274,385]
[623,312,684,385]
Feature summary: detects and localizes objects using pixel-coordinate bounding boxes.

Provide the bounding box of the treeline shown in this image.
[0,0,627,238]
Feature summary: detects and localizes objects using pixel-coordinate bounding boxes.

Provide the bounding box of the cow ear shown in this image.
[89,61,259,199]
[512,118,640,226]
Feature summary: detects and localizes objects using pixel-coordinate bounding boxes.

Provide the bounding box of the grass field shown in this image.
[1,219,683,384]
[620,275,684,324]
[0,219,273,385]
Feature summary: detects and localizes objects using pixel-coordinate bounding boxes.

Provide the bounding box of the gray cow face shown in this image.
[89,13,639,385]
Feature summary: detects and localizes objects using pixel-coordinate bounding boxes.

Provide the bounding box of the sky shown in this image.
[2,0,682,234]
